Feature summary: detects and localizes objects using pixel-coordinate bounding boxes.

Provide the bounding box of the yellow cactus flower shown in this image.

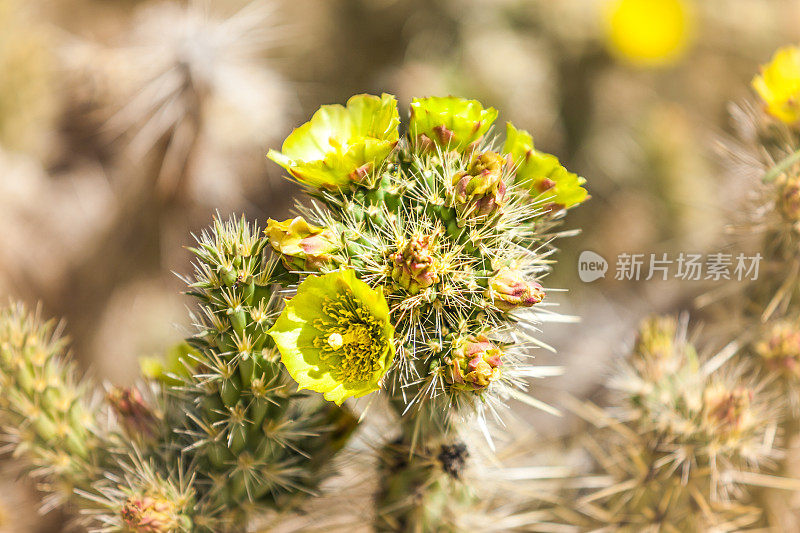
[269,270,395,405]
[504,123,588,209]
[268,93,400,190]
[753,46,800,125]
[604,0,693,67]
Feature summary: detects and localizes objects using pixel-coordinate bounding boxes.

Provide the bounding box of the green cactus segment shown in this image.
[177,216,356,518]
[0,303,101,499]
[267,93,400,191]
[504,122,588,209]
[409,96,498,153]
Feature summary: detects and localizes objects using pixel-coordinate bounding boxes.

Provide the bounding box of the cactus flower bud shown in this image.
[445,334,503,392]
[629,316,681,381]
[391,233,441,294]
[755,321,800,378]
[487,268,545,311]
[121,495,186,533]
[633,316,677,361]
[451,151,508,220]
[266,217,341,272]
[107,386,160,439]
[702,383,752,435]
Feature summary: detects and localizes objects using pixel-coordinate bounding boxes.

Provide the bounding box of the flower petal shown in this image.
[409,96,498,152]
[268,94,400,190]
[505,122,588,209]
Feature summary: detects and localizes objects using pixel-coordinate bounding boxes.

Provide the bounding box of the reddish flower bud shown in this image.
[266,217,341,272]
[451,151,507,221]
[107,386,159,439]
[702,383,753,435]
[445,334,503,392]
[121,495,184,533]
[390,232,441,294]
[487,268,545,311]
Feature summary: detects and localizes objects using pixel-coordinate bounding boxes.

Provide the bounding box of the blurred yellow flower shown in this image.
[604,0,693,67]
[753,46,800,125]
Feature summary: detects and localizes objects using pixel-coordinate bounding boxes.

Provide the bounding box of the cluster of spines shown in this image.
[0,214,357,531]
[0,302,206,533]
[0,92,585,531]
[78,454,197,533]
[725,55,800,527]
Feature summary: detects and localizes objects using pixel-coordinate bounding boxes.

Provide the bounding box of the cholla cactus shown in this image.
[0,93,585,531]
[267,93,587,529]
[716,44,800,323]
[171,216,356,525]
[0,221,357,531]
[714,45,800,424]
[0,303,193,531]
[553,316,782,531]
[544,51,800,530]
[267,94,586,415]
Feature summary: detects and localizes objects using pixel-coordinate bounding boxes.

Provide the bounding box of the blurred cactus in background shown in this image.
[549,317,785,530]
[3,0,297,388]
[0,0,55,156]
[0,303,102,504]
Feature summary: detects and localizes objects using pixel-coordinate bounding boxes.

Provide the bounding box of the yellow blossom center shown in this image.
[314,295,388,383]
